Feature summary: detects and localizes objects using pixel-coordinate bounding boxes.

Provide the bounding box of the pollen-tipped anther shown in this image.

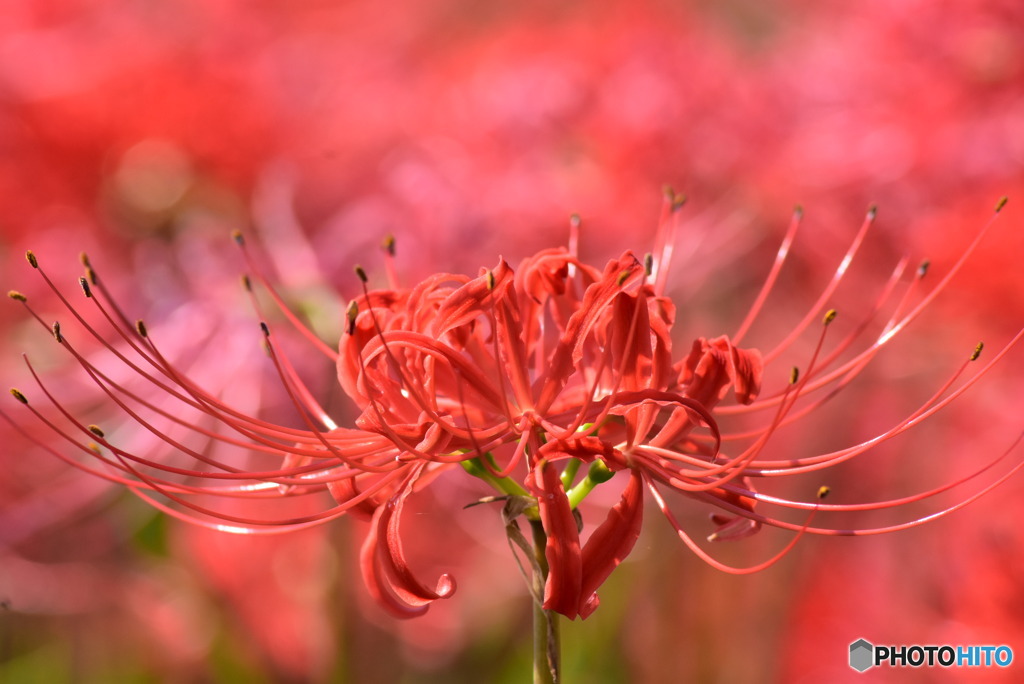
[260,321,270,337]
[817,485,831,500]
[644,253,654,276]
[7,290,27,303]
[135,319,148,338]
[995,196,1008,213]
[823,309,838,326]
[231,230,245,246]
[51,321,63,342]
[79,276,92,298]
[241,274,252,292]
[88,424,105,438]
[9,388,28,404]
[663,185,687,212]
[485,269,496,291]
[971,342,984,362]
[917,260,930,278]
[867,204,878,220]
[79,252,91,268]
[617,270,631,287]
[382,234,396,257]
[790,366,800,384]
[346,300,359,336]
[25,251,38,269]
[355,265,368,283]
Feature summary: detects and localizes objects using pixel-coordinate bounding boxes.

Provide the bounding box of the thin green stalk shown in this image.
[566,459,614,509]
[530,520,561,684]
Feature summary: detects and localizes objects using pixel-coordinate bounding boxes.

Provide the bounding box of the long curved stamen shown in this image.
[24,273,342,451]
[261,325,396,473]
[874,200,1007,349]
[261,323,338,430]
[646,475,828,574]
[639,369,802,486]
[694,311,836,484]
[732,431,1023,514]
[721,198,1005,418]
[139,327,394,464]
[117,450,404,529]
[233,231,339,362]
[750,331,1023,473]
[688,432,1024,537]
[16,280,400,485]
[381,234,401,290]
[650,188,686,296]
[567,214,581,279]
[20,352,377,488]
[722,257,909,416]
[760,206,875,364]
[10,385,334,497]
[732,205,803,345]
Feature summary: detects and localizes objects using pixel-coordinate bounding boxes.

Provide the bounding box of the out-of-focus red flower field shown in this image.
[2,1,1022,681]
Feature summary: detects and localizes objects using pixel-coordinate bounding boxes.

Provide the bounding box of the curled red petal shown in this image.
[680,335,763,407]
[608,290,654,392]
[578,470,644,619]
[537,252,644,412]
[358,465,456,619]
[729,344,763,405]
[326,474,386,521]
[432,259,513,338]
[491,273,534,408]
[649,295,677,390]
[681,336,734,407]
[337,291,407,404]
[604,388,722,455]
[706,480,761,541]
[516,248,573,301]
[537,434,624,468]
[530,459,582,619]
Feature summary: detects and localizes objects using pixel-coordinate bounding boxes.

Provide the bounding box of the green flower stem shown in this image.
[460,455,530,498]
[559,458,581,489]
[530,519,561,684]
[566,459,614,509]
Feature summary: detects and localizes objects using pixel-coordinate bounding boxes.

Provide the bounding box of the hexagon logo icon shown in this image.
[849,639,874,672]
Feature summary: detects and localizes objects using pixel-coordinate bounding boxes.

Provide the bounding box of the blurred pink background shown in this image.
[2,0,1023,681]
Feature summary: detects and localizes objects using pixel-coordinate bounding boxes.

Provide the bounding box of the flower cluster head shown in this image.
[6,194,1022,621]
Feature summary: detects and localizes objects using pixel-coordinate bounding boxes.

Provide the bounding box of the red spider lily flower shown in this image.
[5,195,1023,623]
